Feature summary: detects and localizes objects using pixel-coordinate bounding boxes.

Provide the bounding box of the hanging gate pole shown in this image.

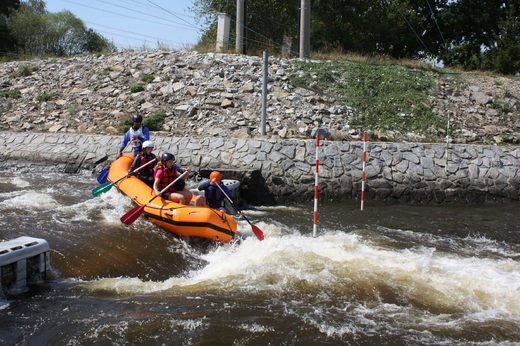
[361,131,367,211]
[445,113,450,173]
[313,131,320,237]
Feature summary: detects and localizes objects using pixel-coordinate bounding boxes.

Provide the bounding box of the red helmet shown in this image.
[209,171,223,181]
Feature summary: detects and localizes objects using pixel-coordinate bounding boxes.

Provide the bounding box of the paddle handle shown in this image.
[147,170,189,205]
[215,183,248,223]
[132,157,157,173]
[215,183,264,240]
[112,157,157,186]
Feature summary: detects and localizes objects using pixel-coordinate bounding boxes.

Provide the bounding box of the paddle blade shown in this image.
[91,182,113,197]
[97,167,109,184]
[251,224,265,241]
[120,204,146,225]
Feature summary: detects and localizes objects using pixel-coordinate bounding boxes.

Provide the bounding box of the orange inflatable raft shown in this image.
[107,154,238,242]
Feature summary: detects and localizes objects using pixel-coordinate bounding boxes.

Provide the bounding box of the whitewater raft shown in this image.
[107,154,238,242]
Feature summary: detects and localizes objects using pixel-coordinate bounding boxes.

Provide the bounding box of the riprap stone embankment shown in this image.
[1,132,519,204]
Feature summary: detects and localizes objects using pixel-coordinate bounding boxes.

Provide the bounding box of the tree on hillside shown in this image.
[192,0,518,74]
[0,0,20,54]
[0,0,20,16]
[7,0,113,56]
[311,0,444,58]
[440,0,520,72]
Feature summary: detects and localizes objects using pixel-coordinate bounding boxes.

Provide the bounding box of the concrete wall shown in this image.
[1,132,519,203]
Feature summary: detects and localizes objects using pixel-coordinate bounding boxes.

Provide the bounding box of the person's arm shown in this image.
[142,126,150,141]
[153,169,162,194]
[173,163,184,174]
[118,131,130,156]
[128,156,140,173]
[198,180,210,191]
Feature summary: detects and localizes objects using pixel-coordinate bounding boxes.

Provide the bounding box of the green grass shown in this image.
[12,65,39,78]
[141,74,155,83]
[68,103,80,118]
[289,60,445,140]
[119,111,166,133]
[36,91,59,102]
[130,84,145,93]
[0,89,22,99]
[143,111,166,131]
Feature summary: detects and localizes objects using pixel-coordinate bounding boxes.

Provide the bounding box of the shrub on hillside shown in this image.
[130,84,144,93]
[119,111,166,133]
[141,74,154,83]
[0,89,21,98]
[36,91,58,102]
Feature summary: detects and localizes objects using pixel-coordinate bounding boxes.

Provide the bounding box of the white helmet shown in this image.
[142,140,154,149]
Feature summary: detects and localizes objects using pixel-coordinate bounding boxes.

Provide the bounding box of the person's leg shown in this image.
[166,192,185,204]
[178,189,193,205]
[194,195,205,207]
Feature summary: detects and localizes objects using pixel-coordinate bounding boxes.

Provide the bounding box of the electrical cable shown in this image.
[64,0,199,33]
[425,0,447,46]
[382,0,432,56]
[84,21,185,46]
[93,0,197,31]
[143,0,201,30]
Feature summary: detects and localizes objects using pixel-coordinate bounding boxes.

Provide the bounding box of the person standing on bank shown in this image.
[128,140,157,187]
[153,153,193,205]
[117,114,150,158]
[198,171,232,211]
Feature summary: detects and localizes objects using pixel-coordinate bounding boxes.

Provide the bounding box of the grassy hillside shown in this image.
[290,59,453,141]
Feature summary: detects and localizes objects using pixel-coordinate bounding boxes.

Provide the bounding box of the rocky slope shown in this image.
[0,50,519,144]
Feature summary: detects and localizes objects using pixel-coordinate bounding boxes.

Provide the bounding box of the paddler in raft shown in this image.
[117,114,150,158]
[198,171,233,211]
[128,140,157,187]
[153,152,204,206]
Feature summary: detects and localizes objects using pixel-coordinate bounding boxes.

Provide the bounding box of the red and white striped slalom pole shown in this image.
[361,131,367,211]
[313,131,320,237]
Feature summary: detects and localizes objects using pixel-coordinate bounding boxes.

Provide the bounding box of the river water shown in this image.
[0,169,519,345]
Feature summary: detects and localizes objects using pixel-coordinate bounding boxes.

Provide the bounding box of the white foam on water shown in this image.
[385,228,520,258]
[96,188,135,224]
[69,320,129,345]
[50,188,131,223]
[81,230,520,319]
[241,205,302,216]
[237,322,274,333]
[170,318,207,332]
[0,190,60,210]
[0,190,26,199]
[11,177,30,188]
[253,205,302,212]
[236,220,287,238]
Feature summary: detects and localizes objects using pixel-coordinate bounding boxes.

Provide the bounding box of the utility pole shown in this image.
[236,0,246,54]
[299,0,310,58]
[216,13,230,52]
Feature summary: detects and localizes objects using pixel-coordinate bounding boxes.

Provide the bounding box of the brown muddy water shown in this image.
[0,168,519,345]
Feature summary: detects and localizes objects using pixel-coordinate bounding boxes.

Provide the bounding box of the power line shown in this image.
[63,0,198,33]
[122,0,199,20]
[425,0,447,46]
[65,0,195,31]
[229,16,283,49]
[143,0,200,30]
[93,0,198,31]
[381,0,432,56]
[96,29,192,48]
[85,21,179,45]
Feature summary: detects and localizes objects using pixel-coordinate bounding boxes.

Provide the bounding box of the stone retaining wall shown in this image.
[1,132,519,203]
